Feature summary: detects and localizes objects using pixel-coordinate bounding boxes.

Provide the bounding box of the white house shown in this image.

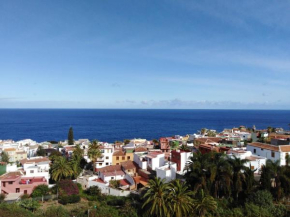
[20,157,50,183]
[227,148,266,172]
[95,144,114,169]
[247,142,290,166]
[133,151,148,170]
[156,162,177,182]
[145,152,165,170]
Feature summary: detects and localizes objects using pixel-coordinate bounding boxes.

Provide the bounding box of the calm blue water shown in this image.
[0,109,289,142]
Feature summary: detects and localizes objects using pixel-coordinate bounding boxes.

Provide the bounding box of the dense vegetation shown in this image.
[3,148,290,216]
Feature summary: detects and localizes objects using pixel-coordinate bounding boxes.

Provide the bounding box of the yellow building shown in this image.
[2,148,28,162]
[15,151,27,161]
[3,148,16,162]
[112,150,133,165]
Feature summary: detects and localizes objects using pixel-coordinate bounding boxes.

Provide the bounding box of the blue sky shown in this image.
[1,0,290,109]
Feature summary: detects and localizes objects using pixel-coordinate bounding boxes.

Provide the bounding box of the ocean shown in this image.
[0,109,289,143]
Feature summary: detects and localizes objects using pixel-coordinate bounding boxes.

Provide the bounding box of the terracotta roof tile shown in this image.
[248,142,279,151]
[121,161,137,170]
[280,145,290,152]
[113,150,125,156]
[134,147,147,152]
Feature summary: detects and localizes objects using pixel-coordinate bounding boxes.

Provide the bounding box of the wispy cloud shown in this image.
[115,98,289,109]
[111,83,121,88]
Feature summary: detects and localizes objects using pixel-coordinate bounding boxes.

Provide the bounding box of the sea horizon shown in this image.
[1,109,289,143]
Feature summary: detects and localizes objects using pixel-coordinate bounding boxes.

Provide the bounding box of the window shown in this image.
[99,163,102,166]
[8,181,13,185]
[128,169,131,172]
[24,190,27,194]
[253,149,256,154]
[122,157,125,160]
[116,157,119,160]
[111,177,114,180]
[261,148,264,151]
[271,152,275,158]
[116,163,119,165]
[30,170,34,173]
[16,188,20,193]
[106,156,109,159]
[127,156,130,160]
[106,163,109,165]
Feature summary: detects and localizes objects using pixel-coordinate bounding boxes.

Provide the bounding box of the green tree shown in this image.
[68,127,74,145]
[185,151,212,193]
[88,140,101,173]
[31,184,49,198]
[51,157,73,181]
[168,180,194,217]
[69,155,82,179]
[0,151,9,163]
[110,180,120,189]
[207,130,217,137]
[179,144,190,151]
[228,156,249,200]
[142,177,170,217]
[246,190,273,208]
[36,146,46,157]
[72,144,84,161]
[200,128,207,135]
[86,186,101,196]
[192,189,217,217]
[124,139,130,145]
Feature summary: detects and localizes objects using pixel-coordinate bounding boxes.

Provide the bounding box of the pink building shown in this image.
[0,171,47,195]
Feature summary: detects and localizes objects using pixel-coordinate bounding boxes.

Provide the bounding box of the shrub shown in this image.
[58,194,80,205]
[57,180,79,196]
[246,190,273,208]
[31,184,49,198]
[18,199,41,212]
[20,194,30,200]
[0,193,6,203]
[86,186,101,196]
[39,205,70,217]
[0,203,33,217]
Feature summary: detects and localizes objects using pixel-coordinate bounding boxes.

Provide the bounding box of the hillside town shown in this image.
[1,125,290,203]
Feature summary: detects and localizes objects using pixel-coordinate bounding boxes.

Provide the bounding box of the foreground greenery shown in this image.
[3,150,290,217]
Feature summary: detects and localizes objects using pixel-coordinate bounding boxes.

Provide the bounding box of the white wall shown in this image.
[133,153,147,170]
[247,145,281,164]
[6,163,17,172]
[180,152,192,172]
[156,163,177,183]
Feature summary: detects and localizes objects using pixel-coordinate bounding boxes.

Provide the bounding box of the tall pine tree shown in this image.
[68,127,74,145]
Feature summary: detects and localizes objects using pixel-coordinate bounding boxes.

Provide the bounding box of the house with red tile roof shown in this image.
[247,142,290,166]
[0,171,47,195]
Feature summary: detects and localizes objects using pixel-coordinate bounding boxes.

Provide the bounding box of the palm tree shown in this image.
[200,128,207,135]
[210,153,232,198]
[51,157,73,181]
[73,144,84,161]
[184,152,212,193]
[192,189,217,217]
[142,177,170,217]
[264,159,290,200]
[69,155,82,179]
[228,156,249,200]
[88,140,102,173]
[168,180,194,217]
